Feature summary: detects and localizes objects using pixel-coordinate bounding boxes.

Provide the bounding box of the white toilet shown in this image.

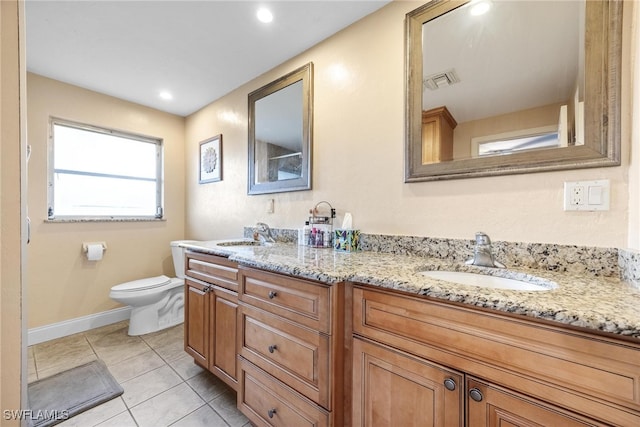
[109,240,189,336]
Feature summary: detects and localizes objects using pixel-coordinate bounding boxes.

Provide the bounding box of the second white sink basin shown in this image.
[419,270,557,291]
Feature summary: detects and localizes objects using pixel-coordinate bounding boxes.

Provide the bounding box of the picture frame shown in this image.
[199,134,222,184]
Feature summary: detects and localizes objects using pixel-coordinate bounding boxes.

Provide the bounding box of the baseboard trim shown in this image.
[28,307,131,346]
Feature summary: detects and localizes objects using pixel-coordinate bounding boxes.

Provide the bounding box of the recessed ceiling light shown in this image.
[159,91,173,101]
[469,0,491,16]
[257,7,273,23]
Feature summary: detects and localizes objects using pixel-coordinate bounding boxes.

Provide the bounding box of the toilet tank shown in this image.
[170,241,188,279]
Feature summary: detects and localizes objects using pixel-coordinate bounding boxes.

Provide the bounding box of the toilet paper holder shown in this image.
[82,242,108,253]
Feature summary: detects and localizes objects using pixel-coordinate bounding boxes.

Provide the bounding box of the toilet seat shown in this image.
[111,275,181,293]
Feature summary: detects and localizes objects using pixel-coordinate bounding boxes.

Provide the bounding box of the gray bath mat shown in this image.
[28,359,123,427]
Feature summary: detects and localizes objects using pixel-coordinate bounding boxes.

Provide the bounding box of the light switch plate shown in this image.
[563,180,610,211]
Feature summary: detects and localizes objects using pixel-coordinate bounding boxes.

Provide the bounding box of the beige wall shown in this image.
[26,74,186,328]
[1,0,25,419]
[185,1,634,249]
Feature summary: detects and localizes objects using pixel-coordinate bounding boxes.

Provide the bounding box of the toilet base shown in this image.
[127,287,184,336]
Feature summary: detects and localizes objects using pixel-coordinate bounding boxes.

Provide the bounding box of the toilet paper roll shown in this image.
[86,244,104,261]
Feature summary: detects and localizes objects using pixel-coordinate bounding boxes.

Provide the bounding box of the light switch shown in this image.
[588,185,603,205]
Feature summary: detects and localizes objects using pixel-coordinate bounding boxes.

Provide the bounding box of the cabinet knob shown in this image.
[268,291,277,299]
[443,378,456,391]
[469,388,484,402]
[268,408,277,419]
[268,344,278,353]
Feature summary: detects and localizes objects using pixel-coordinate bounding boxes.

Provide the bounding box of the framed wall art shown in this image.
[199,134,222,183]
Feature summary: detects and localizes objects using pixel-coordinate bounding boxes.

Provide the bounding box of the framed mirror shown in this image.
[248,62,313,194]
[405,0,622,182]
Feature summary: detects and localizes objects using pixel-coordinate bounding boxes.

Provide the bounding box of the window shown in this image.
[48,119,163,220]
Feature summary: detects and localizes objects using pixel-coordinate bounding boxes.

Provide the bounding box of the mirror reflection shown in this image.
[405,0,622,181]
[254,80,304,183]
[248,62,313,194]
[422,0,583,162]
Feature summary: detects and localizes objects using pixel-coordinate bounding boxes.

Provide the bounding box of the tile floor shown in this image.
[28,321,250,427]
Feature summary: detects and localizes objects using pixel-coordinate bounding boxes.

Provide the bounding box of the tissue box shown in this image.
[334,229,360,252]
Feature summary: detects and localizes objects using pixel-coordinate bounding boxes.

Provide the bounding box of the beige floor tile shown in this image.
[209,390,248,427]
[121,364,183,408]
[152,338,188,363]
[169,354,205,381]
[186,371,229,403]
[171,404,227,427]
[94,410,138,427]
[36,353,98,380]
[27,320,247,426]
[140,323,184,350]
[108,349,165,383]
[33,334,95,375]
[88,331,151,366]
[84,320,130,340]
[130,383,204,427]
[27,348,38,382]
[57,396,127,427]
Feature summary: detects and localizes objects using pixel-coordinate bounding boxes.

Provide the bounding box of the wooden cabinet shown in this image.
[184,251,239,390]
[352,336,463,427]
[352,285,640,426]
[185,278,209,367]
[237,266,344,426]
[466,377,608,427]
[422,106,457,164]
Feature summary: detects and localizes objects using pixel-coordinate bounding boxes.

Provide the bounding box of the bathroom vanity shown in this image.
[181,239,640,426]
[184,251,239,390]
[352,285,640,426]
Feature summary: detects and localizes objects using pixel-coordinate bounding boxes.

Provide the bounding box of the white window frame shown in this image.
[48,118,164,221]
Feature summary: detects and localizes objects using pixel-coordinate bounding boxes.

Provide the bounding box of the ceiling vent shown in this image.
[423,69,460,90]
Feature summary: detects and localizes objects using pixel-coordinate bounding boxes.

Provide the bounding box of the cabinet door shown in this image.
[466,377,607,427]
[184,279,209,367]
[353,337,463,427]
[209,286,238,389]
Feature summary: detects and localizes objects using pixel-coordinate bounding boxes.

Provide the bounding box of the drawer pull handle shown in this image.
[268,291,277,299]
[268,344,278,353]
[443,378,456,391]
[469,388,483,402]
[268,408,277,419]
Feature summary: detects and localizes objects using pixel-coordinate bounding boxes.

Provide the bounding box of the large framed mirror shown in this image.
[248,62,313,194]
[405,0,622,181]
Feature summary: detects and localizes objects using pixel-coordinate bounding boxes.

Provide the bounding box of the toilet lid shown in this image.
[112,275,172,292]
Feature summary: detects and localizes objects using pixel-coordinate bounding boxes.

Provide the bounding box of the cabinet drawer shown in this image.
[239,267,330,333]
[353,286,640,426]
[186,252,238,292]
[240,305,330,408]
[239,358,330,427]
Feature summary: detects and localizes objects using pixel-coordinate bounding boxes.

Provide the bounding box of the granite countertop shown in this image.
[181,239,640,340]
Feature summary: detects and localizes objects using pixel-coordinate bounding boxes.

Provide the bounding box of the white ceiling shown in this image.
[25,0,391,117]
[422,0,583,124]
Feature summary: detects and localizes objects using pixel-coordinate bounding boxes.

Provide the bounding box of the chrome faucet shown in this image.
[254,222,276,243]
[466,232,505,268]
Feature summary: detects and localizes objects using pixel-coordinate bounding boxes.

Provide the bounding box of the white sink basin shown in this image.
[182,239,271,252]
[419,270,556,291]
[215,240,266,247]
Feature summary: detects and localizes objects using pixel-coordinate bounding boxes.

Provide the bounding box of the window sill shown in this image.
[46,217,166,223]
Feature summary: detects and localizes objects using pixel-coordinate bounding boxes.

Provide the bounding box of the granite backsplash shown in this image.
[244,226,639,287]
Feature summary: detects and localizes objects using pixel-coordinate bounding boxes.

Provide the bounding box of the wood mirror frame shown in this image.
[405,0,622,182]
[248,62,313,195]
